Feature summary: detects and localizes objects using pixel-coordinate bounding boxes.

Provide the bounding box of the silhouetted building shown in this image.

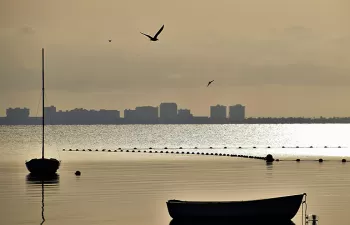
[135,106,158,124]
[6,107,30,124]
[44,106,56,124]
[6,107,29,118]
[210,105,227,123]
[160,103,178,123]
[124,106,158,124]
[52,108,120,124]
[229,104,245,122]
[178,109,193,122]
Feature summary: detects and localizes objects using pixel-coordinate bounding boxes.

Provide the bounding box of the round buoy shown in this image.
[165,147,168,149]
[69,149,72,151]
[296,159,300,162]
[102,149,105,152]
[155,151,158,153]
[205,153,209,155]
[253,147,256,149]
[171,151,174,154]
[181,152,185,154]
[296,146,299,148]
[179,147,183,149]
[82,149,86,151]
[131,150,135,152]
[267,146,271,149]
[126,150,129,152]
[194,147,198,149]
[324,146,328,148]
[118,148,121,150]
[176,151,179,154]
[210,153,213,155]
[138,150,141,152]
[149,151,153,153]
[144,150,147,153]
[186,152,190,154]
[210,147,213,149]
[134,147,137,150]
[108,150,111,152]
[114,150,117,152]
[219,153,222,156]
[342,159,346,163]
[224,147,227,149]
[319,158,323,163]
[75,171,81,176]
[238,147,242,149]
[265,154,274,163]
[196,152,200,155]
[160,151,163,153]
[166,151,169,153]
[149,147,153,149]
[76,149,79,151]
[63,149,66,151]
[95,149,98,151]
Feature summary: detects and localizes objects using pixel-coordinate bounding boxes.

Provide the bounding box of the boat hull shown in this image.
[25,158,60,175]
[167,194,305,221]
[169,218,296,225]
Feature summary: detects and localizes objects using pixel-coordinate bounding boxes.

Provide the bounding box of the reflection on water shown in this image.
[26,174,59,225]
[169,219,296,225]
[26,174,60,185]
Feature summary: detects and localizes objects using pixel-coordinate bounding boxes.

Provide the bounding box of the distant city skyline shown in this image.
[2,102,350,125]
[1,102,245,119]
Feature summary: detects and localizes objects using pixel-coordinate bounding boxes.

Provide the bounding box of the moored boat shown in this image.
[167,193,306,221]
[25,48,60,176]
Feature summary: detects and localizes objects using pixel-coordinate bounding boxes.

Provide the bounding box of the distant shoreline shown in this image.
[1,117,350,125]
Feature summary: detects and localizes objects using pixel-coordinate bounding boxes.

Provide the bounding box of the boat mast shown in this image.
[42,48,45,159]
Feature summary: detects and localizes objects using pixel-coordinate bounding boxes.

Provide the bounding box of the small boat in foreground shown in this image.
[167,193,306,221]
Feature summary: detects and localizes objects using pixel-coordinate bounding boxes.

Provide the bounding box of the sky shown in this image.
[1,0,350,117]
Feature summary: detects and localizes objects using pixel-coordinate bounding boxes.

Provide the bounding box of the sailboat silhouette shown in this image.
[25,48,60,176]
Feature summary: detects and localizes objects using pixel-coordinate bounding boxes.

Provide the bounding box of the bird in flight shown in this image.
[207,80,214,87]
[140,25,164,41]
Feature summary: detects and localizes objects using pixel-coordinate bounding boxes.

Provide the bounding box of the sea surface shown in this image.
[1,124,350,225]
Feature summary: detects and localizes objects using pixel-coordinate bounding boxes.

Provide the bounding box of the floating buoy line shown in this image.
[62,146,349,163]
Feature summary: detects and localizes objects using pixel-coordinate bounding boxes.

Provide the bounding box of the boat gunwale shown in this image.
[167,193,306,204]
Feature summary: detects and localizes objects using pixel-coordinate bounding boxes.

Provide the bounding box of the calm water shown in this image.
[1,124,350,225]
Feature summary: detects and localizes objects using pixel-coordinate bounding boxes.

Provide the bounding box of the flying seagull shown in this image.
[207,80,214,87]
[140,25,164,41]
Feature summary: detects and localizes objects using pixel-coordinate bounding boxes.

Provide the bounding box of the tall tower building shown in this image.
[159,103,178,123]
[229,104,245,122]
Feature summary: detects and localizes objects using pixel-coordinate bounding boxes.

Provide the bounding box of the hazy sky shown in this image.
[1,0,350,117]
